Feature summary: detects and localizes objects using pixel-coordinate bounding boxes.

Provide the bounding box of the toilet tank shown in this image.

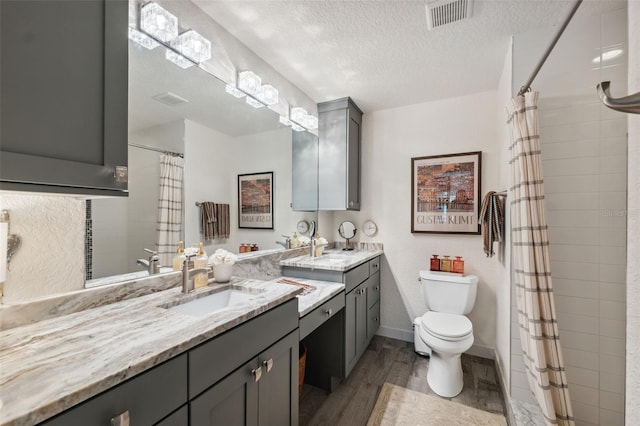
[419,270,478,314]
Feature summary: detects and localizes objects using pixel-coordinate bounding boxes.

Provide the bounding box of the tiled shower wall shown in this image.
[511,6,627,426]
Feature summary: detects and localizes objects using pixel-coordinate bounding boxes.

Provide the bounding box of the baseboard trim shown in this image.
[376,326,414,342]
[494,351,515,426]
[466,344,495,360]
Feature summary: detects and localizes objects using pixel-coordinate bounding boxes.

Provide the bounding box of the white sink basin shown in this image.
[164,288,262,317]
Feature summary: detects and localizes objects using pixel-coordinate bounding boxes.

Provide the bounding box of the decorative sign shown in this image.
[238,172,274,229]
[411,152,481,234]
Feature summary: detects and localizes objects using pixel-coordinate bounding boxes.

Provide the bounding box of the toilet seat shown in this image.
[420,311,472,341]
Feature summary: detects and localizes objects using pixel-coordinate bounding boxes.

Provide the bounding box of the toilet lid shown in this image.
[420,311,472,340]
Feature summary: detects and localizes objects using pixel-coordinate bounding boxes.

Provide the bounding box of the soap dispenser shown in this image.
[172,241,186,271]
[194,242,209,288]
[290,232,300,248]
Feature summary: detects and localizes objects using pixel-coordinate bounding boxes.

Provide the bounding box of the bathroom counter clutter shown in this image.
[279,248,383,272]
[0,278,302,426]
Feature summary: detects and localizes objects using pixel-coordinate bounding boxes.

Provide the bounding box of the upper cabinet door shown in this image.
[0,0,128,196]
[317,97,362,211]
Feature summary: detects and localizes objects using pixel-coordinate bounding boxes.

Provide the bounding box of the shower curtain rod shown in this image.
[517,0,583,96]
[128,142,184,158]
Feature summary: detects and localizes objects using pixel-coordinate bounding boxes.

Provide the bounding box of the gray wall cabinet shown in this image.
[0,0,129,196]
[291,131,319,211]
[317,97,363,211]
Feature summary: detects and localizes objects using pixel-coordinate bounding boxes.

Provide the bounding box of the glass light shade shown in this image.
[128,27,159,50]
[171,30,211,63]
[256,84,279,105]
[290,107,308,124]
[304,115,318,130]
[166,50,193,69]
[140,2,179,43]
[225,84,245,98]
[246,97,265,109]
[237,71,262,96]
[291,123,306,132]
[279,116,292,126]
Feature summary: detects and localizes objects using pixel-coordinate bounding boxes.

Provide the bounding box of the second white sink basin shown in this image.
[165,288,262,317]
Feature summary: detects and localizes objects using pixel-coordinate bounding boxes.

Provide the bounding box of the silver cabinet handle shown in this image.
[374,286,379,291]
[251,366,262,382]
[349,201,354,207]
[111,411,130,426]
[263,358,274,373]
[372,263,378,268]
[325,308,333,316]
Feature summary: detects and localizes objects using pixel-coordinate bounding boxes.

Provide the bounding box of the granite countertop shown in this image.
[279,248,383,272]
[0,278,301,426]
[272,277,346,317]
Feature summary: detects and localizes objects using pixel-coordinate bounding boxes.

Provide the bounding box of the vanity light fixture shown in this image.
[256,84,279,106]
[170,30,211,63]
[237,71,262,97]
[128,27,159,50]
[245,97,265,109]
[279,116,292,126]
[140,2,179,43]
[304,115,318,130]
[165,50,194,69]
[225,84,246,98]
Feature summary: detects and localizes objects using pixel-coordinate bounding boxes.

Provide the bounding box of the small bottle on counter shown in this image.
[251,244,259,251]
[172,241,186,271]
[239,244,248,253]
[194,242,209,288]
[290,232,300,248]
[440,255,452,272]
[430,255,440,271]
[453,256,465,274]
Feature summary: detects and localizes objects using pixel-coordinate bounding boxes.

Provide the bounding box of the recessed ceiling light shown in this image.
[592,49,623,64]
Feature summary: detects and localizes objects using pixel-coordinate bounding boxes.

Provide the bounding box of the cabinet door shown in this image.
[155,405,188,426]
[346,110,361,210]
[367,302,381,342]
[291,131,318,211]
[258,331,299,426]
[190,358,260,426]
[345,285,368,377]
[0,0,128,196]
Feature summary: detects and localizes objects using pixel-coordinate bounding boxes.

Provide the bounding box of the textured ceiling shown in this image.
[193,0,626,112]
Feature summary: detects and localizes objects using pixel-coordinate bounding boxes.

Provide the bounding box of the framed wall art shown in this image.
[411,151,481,234]
[238,172,274,229]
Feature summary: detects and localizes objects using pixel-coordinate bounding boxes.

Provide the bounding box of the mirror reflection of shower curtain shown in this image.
[156,154,184,266]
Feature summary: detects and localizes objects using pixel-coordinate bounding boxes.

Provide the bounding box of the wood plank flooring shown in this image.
[299,335,506,426]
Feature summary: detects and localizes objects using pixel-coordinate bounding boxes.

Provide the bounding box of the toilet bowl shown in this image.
[417,311,473,397]
[414,271,478,398]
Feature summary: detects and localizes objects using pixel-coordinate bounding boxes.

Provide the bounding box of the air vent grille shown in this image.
[152,92,189,106]
[426,0,474,30]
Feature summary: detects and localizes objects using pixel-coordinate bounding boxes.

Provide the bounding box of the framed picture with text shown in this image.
[238,172,274,229]
[411,151,481,234]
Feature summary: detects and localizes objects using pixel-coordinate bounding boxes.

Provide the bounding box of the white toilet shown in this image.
[413,270,478,398]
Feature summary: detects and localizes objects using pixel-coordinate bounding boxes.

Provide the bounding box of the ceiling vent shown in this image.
[152,92,189,106]
[425,0,474,30]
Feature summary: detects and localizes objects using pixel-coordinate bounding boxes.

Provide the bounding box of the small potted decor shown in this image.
[208,249,237,283]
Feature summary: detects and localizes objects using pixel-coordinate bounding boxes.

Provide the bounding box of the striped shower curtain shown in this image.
[156,154,184,266]
[507,92,574,425]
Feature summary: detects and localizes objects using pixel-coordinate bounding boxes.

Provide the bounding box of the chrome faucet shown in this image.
[136,248,160,275]
[181,254,210,293]
[276,235,291,249]
[310,238,328,258]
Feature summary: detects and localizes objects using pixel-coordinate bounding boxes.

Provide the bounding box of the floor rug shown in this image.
[367,382,508,426]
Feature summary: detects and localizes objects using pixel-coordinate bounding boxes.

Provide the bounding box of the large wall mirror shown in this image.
[87,25,317,283]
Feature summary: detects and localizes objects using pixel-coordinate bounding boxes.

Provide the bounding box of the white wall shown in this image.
[511,7,627,425]
[495,38,513,391]
[331,90,503,354]
[626,0,640,421]
[0,194,85,302]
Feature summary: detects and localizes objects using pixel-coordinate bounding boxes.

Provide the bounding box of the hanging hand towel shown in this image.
[215,203,230,239]
[200,202,217,241]
[479,191,504,257]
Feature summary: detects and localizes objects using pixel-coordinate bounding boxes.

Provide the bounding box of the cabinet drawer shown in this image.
[367,302,380,342]
[42,354,187,426]
[369,257,380,275]
[344,262,369,293]
[366,273,380,309]
[189,298,298,398]
[299,292,345,339]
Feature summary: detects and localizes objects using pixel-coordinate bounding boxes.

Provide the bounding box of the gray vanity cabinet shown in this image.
[41,354,188,426]
[190,330,299,426]
[0,0,128,196]
[317,97,363,211]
